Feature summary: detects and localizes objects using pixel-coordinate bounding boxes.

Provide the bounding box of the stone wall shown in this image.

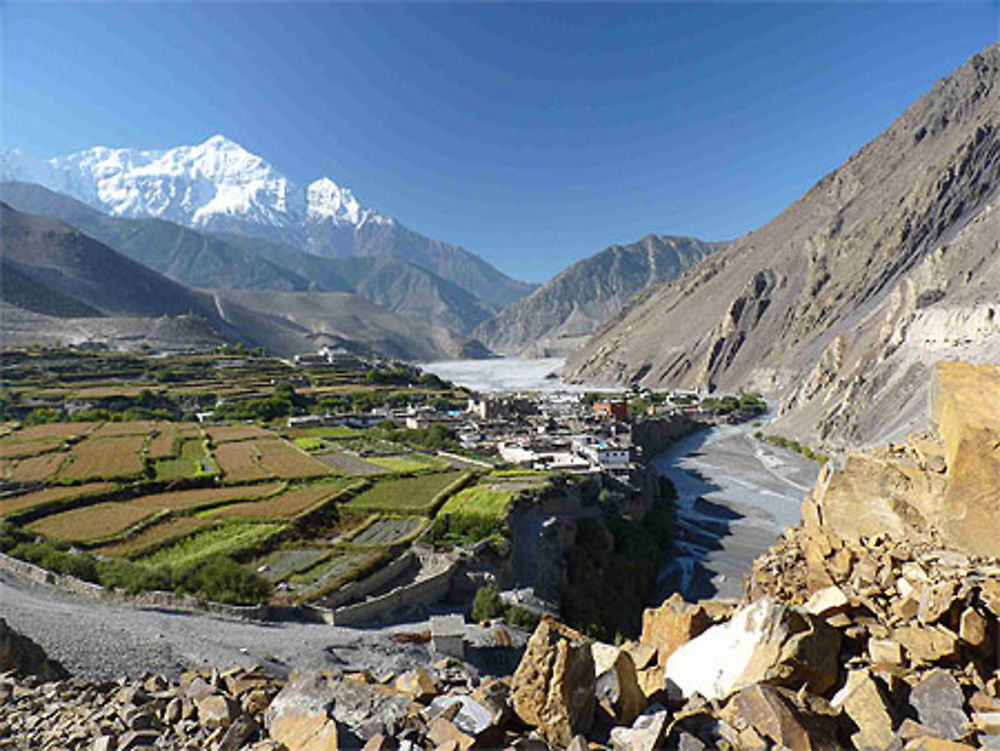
[0,551,270,622]
[330,560,459,626]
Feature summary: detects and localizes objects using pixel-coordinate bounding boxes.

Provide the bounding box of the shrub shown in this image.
[98,559,171,594]
[10,541,99,582]
[470,584,505,621]
[173,555,271,605]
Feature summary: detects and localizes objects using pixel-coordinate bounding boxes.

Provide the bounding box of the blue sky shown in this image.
[4,3,998,282]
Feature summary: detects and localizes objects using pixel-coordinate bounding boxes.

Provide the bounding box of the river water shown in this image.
[420,357,573,393]
[649,423,820,602]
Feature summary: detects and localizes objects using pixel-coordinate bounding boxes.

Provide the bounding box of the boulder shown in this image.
[0,618,68,682]
[908,668,970,741]
[511,617,595,747]
[608,705,670,751]
[640,593,712,666]
[664,597,841,701]
[894,625,959,663]
[830,669,899,750]
[196,694,239,730]
[270,712,339,751]
[394,668,438,702]
[593,646,646,725]
[720,684,840,751]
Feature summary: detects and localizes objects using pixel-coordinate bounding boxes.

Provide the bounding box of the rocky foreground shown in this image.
[2,361,999,750]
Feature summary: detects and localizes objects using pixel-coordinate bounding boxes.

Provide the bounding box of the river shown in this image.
[649,423,821,602]
[420,357,576,393]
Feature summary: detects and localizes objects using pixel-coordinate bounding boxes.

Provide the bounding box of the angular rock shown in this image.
[959,607,989,649]
[622,641,657,671]
[593,646,646,726]
[869,638,904,666]
[196,693,238,730]
[394,668,437,702]
[720,684,840,751]
[894,625,959,663]
[665,597,841,700]
[804,586,850,617]
[270,712,339,751]
[220,714,260,751]
[831,669,899,750]
[909,668,969,741]
[640,593,712,666]
[608,705,670,751]
[511,617,595,747]
[426,716,474,751]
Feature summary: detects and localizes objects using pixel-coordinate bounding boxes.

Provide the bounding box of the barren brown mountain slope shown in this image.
[565,44,1000,448]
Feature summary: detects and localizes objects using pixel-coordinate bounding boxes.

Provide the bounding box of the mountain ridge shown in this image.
[565,42,1000,448]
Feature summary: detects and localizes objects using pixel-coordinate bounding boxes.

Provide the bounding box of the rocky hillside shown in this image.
[566,43,1000,449]
[475,235,721,357]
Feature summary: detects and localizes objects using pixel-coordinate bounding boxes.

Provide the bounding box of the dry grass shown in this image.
[60,435,146,481]
[255,440,331,479]
[210,482,351,520]
[0,482,115,517]
[146,430,180,460]
[14,422,98,440]
[0,441,64,459]
[129,482,283,513]
[215,441,272,483]
[205,425,274,444]
[93,516,210,558]
[10,452,69,483]
[26,501,153,543]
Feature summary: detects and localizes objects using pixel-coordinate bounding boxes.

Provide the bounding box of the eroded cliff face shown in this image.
[803,362,1000,557]
[565,44,1000,448]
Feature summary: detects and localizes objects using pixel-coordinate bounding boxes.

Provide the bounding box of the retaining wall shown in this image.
[0,551,270,622]
[330,560,458,626]
[319,550,415,609]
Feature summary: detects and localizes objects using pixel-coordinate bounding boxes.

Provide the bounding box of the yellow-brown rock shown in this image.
[511,617,595,747]
[640,593,712,666]
[270,713,338,751]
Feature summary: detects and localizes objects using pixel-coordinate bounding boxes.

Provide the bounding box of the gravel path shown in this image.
[0,571,442,682]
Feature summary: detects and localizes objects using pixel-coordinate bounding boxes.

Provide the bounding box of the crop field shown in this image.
[292,437,324,452]
[252,548,330,582]
[344,471,466,515]
[365,454,447,474]
[214,441,272,483]
[314,451,386,476]
[207,481,352,521]
[0,440,65,459]
[129,482,283,513]
[93,516,210,558]
[138,522,285,569]
[347,516,425,546]
[26,501,153,543]
[153,439,217,481]
[205,425,274,444]
[9,452,69,483]
[285,548,386,599]
[91,421,158,437]
[0,482,115,517]
[438,484,516,519]
[285,426,361,440]
[12,422,98,441]
[59,435,147,481]
[146,430,181,460]
[254,440,331,478]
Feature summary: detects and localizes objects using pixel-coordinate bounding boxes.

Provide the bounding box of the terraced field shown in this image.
[152,439,216,481]
[129,483,284,513]
[60,435,147,481]
[9,452,69,483]
[26,501,153,544]
[207,481,353,521]
[0,482,115,517]
[252,548,330,583]
[0,440,64,459]
[254,440,330,478]
[214,441,272,483]
[285,548,387,599]
[344,471,467,514]
[348,516,425,546]
[365,454,447,474]
[12,422,98,441]
[138,522,285,569]
[314,451,385,476]
[205,425,274,444]
[93,516,211,558]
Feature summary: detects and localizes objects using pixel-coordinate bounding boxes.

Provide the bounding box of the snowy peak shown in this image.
[0,135,388,233]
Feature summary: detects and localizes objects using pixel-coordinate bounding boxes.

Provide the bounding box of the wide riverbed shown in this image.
[649,423,821,602]
[420,357,574,392]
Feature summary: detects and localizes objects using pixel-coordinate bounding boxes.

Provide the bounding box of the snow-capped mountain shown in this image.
[1,135,390,237]
[1,136,536,309]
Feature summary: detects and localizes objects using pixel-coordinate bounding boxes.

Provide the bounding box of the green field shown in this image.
[286,426,362,440]
[365,454,447,474]
[293,437,325,452]
[430,483,517,547]
[153,438,217,481]
[137,522,284,569]
[344,471,467,514]
[438,484,516,518]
